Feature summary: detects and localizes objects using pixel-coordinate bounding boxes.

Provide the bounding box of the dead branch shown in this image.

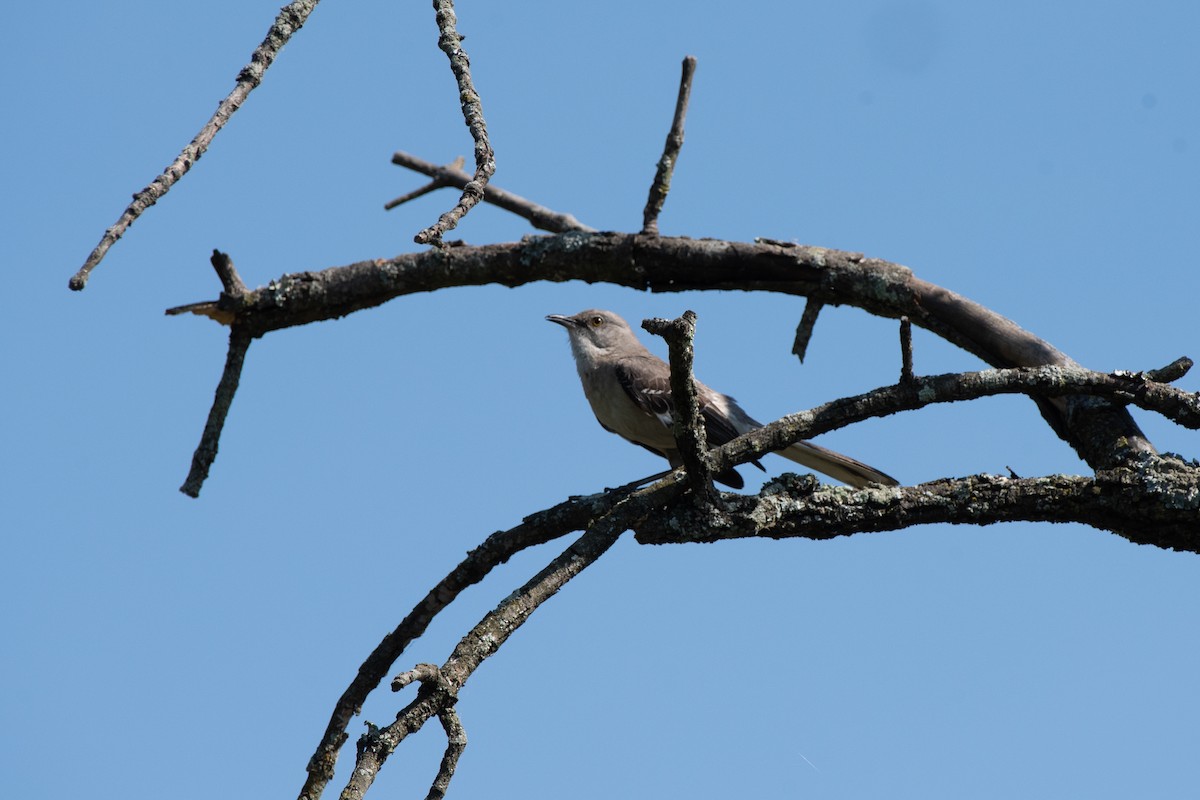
[642,56,697,235]
[69,0,320,291]
[389,151,595,233]
[332,496,653,799]
[413,1,495,245]
[634,461,1200,551]
[642,311,715,497]
[179,324,253,497]
[163,232,1161,489]
[791,298,824,362]
[299,487,649,800]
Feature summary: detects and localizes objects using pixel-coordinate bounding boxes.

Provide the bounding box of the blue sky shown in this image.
[4,1,1199,798]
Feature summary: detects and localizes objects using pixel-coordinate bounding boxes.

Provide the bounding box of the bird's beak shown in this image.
[546,314,575,328]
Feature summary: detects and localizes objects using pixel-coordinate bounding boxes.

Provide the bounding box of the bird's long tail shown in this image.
[776,440,899,488]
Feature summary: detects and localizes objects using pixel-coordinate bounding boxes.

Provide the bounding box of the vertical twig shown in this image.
[428,707,467,800]
[899,316,914,384]
[641,56,698,235]
[69,0,321,290]
[180,324,253,497]
[414,1,496,245]
[642,311,714,497]
[792,299,825,363]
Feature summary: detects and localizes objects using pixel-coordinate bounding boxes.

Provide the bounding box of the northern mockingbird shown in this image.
[547,309,899,489]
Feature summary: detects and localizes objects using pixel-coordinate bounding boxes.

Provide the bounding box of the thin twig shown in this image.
[69,0,320,291]
[209,249,248,297]
[390,151,594,232]
[899,316,914,383]
[642,56,698,235]
[429,706,467,800]
[414,1,496,245]
[180,324,254,497]
[383,178,448,211]
[642,311,714,497]
[792,299,824,362]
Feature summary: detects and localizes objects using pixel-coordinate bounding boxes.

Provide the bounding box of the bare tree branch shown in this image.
[335,503,644,799]
[299,487,645,800]
[163,232,1162,476]
[389,151,594,233]
[634,462,1200,551]
[69,0,320,290]
[791,298,824,362]
[899,316,914,383]
[179,324,253,497]
[705,364,1200,490]
[429,705,467,800]
[413,1,496,245]
[642,310,715,497]
[387,665,467,800]
[642,56,697,235]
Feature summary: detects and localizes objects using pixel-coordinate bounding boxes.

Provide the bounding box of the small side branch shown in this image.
[69,0,320,290]
[390,664,466,800]
[429,706,467,800]
[210,249,248,297]
[792,299,824,362]
[699,363,1200,504]
[642,56,697,235]
[389,151,594,233]
[180,325,254,497]
[899,316,914,383]
[1142,356,1192,384]
[414,2,496,246]
[642,311,714,497]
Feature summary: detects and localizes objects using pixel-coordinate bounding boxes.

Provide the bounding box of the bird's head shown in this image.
[546,309,639,366]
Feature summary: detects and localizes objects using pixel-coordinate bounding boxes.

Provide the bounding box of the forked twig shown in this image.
[298,487,649,800]
[899,316,915,383]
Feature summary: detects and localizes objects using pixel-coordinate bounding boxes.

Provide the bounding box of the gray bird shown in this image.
[547,309,898,489]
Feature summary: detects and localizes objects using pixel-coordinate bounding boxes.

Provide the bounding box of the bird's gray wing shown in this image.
[612,360,741,445]
[613,360,763,488]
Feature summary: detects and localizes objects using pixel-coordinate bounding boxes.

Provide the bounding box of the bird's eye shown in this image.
[590,316,604,327]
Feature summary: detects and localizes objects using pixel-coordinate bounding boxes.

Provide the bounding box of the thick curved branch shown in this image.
[166,232,1168,474]
[69,0,319,290]
[633,461,1200,552]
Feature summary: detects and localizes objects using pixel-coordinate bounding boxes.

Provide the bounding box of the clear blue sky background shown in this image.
[4,2,1199,798]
